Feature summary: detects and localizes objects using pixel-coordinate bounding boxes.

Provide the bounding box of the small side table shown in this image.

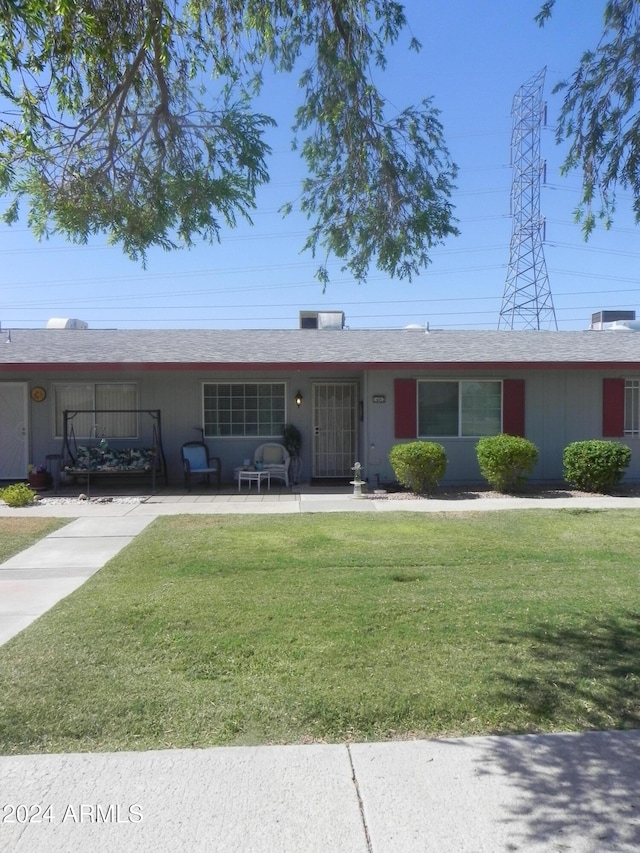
[235,467,271,492]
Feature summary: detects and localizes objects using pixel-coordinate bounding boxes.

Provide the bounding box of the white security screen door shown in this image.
[312,382,358,478]
[0,383,28,479]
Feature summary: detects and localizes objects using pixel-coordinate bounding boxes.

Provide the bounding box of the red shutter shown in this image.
[603,378,625,437]
[502,379,525,437]
[394,378,417,439]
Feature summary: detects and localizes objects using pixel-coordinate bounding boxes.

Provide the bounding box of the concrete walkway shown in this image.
[4,485,640,518]
[1,490,640,851]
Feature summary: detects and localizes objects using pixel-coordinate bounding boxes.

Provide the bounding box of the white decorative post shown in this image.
[351,462,364,499]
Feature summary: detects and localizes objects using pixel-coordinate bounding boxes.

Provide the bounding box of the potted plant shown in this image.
[282,423,302,484]
[27,463,52,491]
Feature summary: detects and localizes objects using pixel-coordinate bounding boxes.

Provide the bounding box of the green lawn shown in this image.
[1,509,639,754]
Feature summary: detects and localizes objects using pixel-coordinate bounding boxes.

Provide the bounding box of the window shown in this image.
[55,383,138,438]
[625,379,640,436]
[203,382,286,437]
[418,380,502,437]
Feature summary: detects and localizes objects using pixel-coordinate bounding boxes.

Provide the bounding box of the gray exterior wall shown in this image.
[21,369,305,484]
[6,363,640,486]
[368,367,640,485]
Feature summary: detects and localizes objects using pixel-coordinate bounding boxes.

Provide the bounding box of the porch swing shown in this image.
[61,408,168,492]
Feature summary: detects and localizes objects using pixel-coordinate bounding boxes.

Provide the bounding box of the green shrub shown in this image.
[476,434,538,492]
[0,482,37,507]
[563,440,631,493]
[389,441,447,495]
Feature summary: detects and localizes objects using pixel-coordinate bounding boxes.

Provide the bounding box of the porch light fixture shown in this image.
[295,390,303,408]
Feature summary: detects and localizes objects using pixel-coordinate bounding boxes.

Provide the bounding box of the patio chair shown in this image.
[181,442,221,492]
[254,443,290,487]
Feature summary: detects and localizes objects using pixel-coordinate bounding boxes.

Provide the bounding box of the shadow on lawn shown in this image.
[497,611,640,731]
[482,611,640,850]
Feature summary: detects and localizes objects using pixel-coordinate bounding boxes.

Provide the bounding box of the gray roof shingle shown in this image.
[3,328,640,368]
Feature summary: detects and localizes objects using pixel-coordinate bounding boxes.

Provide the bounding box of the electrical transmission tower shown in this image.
[499,67,557,330]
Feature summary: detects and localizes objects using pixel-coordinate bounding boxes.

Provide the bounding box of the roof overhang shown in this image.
[3,360,640,372]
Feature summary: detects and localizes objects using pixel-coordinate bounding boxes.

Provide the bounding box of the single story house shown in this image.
[1,310,640,486]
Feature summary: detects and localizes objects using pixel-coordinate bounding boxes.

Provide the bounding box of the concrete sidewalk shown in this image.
[2,731,639,852]
[1,492,640,852]
[3,487,640,517]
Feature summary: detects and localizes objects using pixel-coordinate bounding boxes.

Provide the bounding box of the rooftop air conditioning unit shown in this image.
[591,310,636,330]
[46,318,89,330]
[299,310,345,330]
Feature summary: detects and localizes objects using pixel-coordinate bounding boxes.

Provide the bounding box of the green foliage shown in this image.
[538,1,640,234]
[562,440,631,493]
[534,1,556,26]
[282,423,302,457]
[0,482,36,507]
[0,1,458,281]
[388,441,447,495]
[3,511,640,751]
[476,434,539,492]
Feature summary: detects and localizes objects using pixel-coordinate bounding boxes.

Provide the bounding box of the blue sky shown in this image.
[2,0,637,332]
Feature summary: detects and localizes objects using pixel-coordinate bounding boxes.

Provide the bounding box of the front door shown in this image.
[312,382,358,478]
[0,382,28,479]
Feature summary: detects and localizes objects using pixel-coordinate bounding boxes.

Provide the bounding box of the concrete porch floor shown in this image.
[37,478,359,503]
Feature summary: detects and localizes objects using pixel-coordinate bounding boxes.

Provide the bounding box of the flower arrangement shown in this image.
[27,463,52,489]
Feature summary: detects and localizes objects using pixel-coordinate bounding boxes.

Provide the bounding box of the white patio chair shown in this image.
[254,443,290,487]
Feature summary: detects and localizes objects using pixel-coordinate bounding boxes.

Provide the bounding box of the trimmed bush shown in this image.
[389,441,447,495]
[476,434,538,492]
[563,440,631,493]
[0,482,37,507]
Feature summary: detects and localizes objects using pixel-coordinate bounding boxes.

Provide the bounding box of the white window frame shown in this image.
[417,379,503,438]
[203,381,287,438]
[54,382,139,439]
[625,379,640,437]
